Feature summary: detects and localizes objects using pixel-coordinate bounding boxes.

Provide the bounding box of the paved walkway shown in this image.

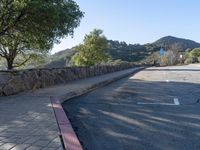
[0,68,140,150]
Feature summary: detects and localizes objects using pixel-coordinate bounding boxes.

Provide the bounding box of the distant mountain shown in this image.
[52,49,73,58]
[44,36,200,68]
[153,36,200,51]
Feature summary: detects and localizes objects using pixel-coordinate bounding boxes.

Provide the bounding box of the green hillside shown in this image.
[44,49,75,68]
[33,36,200,68]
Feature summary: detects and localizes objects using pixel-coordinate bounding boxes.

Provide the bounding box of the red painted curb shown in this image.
[50,96,83,150]
[49,67,145,150]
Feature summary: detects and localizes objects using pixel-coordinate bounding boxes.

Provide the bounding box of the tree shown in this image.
[190,48,200,59]
[143,52,160,64]
[161,50,179,65]
[184,48,200,64]
[0,0,84,70]
[0,0,25,36]
[71,29,109,66]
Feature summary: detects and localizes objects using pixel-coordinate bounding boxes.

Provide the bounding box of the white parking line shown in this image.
[174,98,180,105]
[137,98,180,106]
[137,102,176,105]
[166,80,170,82]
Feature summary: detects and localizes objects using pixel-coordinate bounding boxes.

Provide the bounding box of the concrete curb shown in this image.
[50,97,83,150]
[50,67,144,150]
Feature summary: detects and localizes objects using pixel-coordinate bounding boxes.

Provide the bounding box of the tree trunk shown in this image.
[6,57,14,70]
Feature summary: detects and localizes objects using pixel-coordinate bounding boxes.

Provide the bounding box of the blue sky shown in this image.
[52,0,200,53]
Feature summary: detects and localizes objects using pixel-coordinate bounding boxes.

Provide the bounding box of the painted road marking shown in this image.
[174,98,180,105]
[166,80,170,82]
[137,102,175,105]
[137,98,180,106]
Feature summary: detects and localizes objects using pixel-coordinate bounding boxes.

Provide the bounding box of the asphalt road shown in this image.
[63,64,200,150]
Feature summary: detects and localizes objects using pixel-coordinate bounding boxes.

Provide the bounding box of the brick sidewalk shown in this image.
[0,67,142,150]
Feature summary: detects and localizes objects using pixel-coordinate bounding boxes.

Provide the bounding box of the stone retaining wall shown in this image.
[0,64,140,96]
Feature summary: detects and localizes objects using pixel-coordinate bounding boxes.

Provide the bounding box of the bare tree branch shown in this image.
[13,55,32,68]
[0,45,8,57]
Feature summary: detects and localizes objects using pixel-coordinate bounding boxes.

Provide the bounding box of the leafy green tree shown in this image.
[0,0,84,70]
[72,29,109,66]
[0,0,25,36]
[143,52,160,64]
[190,48,200,59]
[184,48,200,64]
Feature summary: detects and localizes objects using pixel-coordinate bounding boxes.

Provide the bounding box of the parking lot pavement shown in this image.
[63,65,200,150]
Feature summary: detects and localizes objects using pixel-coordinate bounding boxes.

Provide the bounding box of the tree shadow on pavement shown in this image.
[63,78,200,150]
[0,95,62,149]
